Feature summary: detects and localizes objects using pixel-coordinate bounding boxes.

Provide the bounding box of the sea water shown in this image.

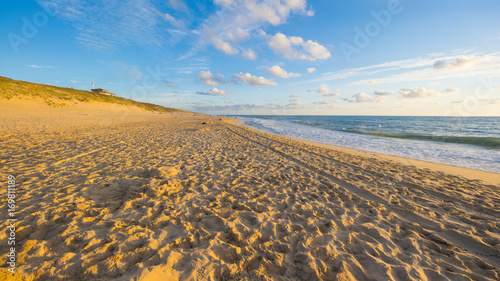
[236,116,500,174]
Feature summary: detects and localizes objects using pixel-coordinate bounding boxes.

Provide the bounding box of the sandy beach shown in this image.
[1,99,499,280]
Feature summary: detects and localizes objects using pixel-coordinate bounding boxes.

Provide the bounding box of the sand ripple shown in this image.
[1,113,499,280]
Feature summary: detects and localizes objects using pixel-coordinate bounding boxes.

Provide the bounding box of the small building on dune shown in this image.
[91,81,116,97]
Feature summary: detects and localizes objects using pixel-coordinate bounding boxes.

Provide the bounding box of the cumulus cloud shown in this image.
[242,49,257,60]
[265,65,301,78]
[374,90,393,96]
[211,37,239,55]
[316,84,340,98]
[212,0,312,26]
[442,88,460,93]
[353,92,387,103]
[373,96,388,103]
[307,67,316,73]
[234,73,277,86]
[196,87,227,96]
[199,70,224,86]
[289,94,305,98]
[316,84,330,94]
[264,32,330,61]
[201,0,313,58]
[399,88,440,99]
[354,92,372,103]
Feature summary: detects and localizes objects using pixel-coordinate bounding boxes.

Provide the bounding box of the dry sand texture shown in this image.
[0,100,499,280]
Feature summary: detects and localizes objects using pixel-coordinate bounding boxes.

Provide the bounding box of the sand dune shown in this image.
[1,99,499,280]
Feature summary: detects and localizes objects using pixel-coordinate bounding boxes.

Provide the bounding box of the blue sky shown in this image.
[1,0,500,115]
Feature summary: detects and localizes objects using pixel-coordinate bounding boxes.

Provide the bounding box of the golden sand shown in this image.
[1,98,499,280]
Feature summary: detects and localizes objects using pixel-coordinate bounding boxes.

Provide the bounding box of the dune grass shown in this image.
[0,76,189,113]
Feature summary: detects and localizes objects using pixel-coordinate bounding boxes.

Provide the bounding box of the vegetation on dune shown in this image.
[0,76,189,113]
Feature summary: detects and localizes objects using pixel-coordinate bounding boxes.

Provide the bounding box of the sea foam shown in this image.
[240,117,500,174]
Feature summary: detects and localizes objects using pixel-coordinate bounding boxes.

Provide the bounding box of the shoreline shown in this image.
[240,120,500,186]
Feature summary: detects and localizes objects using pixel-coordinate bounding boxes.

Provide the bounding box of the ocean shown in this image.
[236,116,500,174]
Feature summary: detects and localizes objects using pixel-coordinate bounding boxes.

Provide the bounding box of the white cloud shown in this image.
[211,36,239,55]
[227,27,250,42]
[316,84,341,97]
[373,96,388,103]
[433,57,476,69]
[167,0,188,12]
[234,73,277,86]
[323,92,340,97]
[242,49,257,60]
[290,94,305,98]
[265,32,330,61]
[163,13,185,29]
[27,65,55,69]
[351,53,500,85]
[316,84,330,94]
[352,92,388,103]
[315,84,341,98]
[196,87,227,96]
[199,70,224,86]
[354,92,372,103]
[442,88,460,93]
[302,51,497,85]
[374,90,393,96]
[399,88,440,99]
[166,82,179,88]
[314,100,338,105]
[214,0,233,5]
[212,0,312,27]
[201,0,313,58]
[202,26,239,55]
[307,68,316,73]
[265,65,301,78]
